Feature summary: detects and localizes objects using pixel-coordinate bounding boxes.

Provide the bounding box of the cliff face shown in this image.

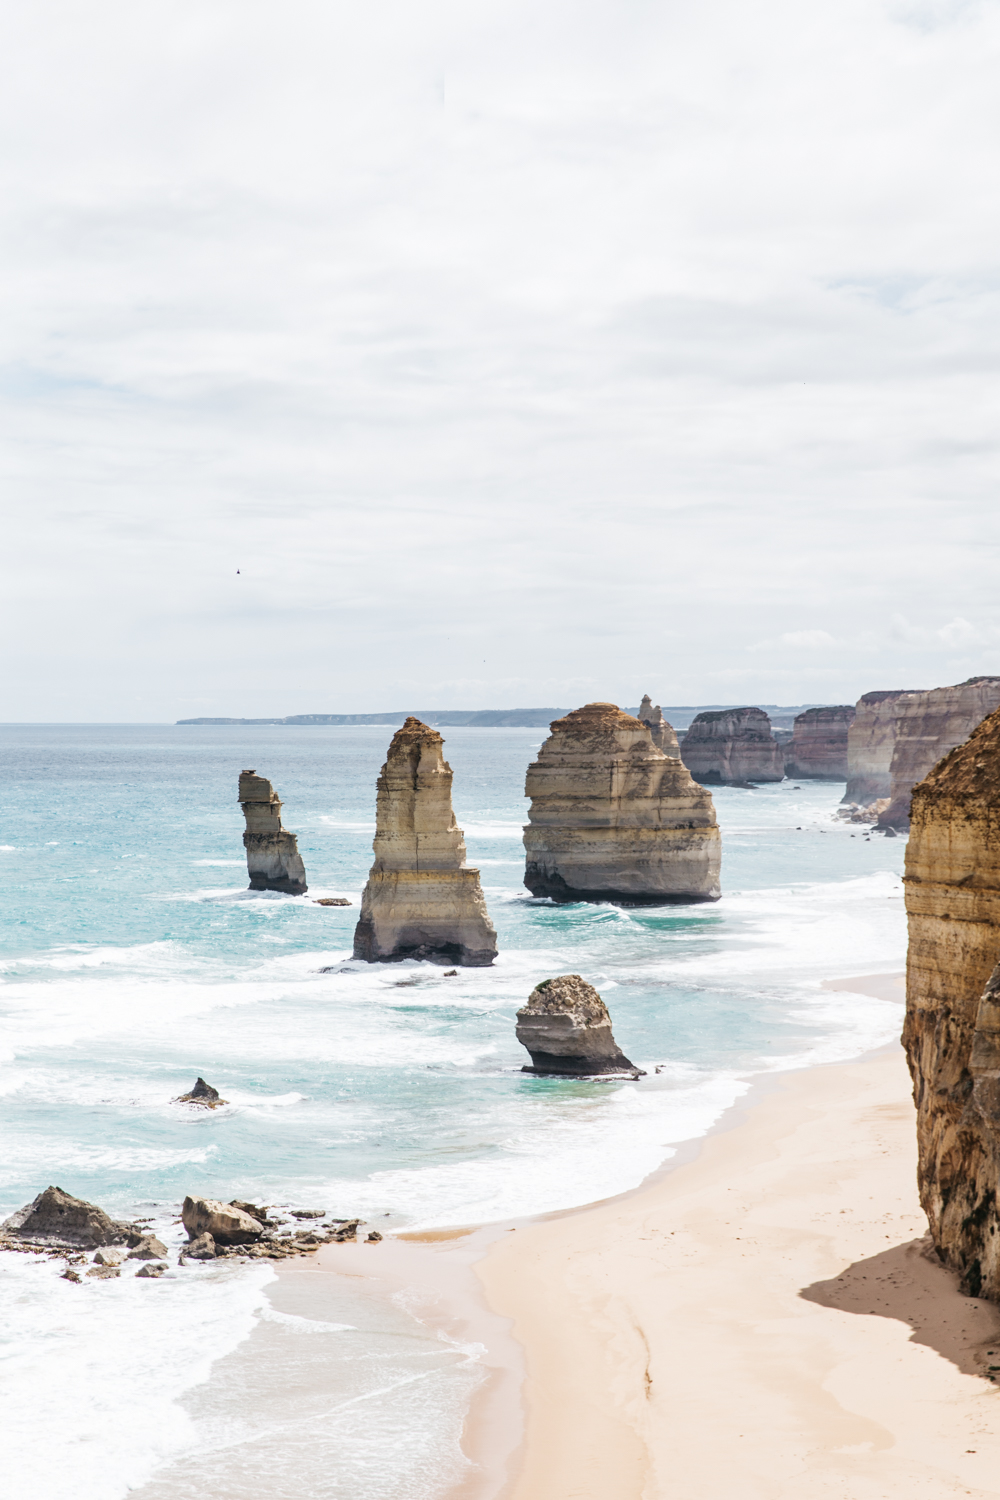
[515,974,642,1076]
[353,718,497,966]
[679,707,784,784]
[843,690,918,804]
[783,706,854,780]
[903,706,1000,1298]
[636,695,681,758]
[882,677,1000,830]
[238,771,308,894]
[523,702,721,904]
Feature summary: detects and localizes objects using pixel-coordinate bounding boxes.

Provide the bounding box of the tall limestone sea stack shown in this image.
[636,695,681,758]
[353,718,497,965]
[903,706,1000,1298]
[880,676,1000,830]
[680,707,784,784]
[523,703,720,903]
[843,690,917,805]
[783,705,854,779]
[238,771,307,894]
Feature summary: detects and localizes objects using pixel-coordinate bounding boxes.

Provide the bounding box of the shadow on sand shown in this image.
[800,1235,1000,1379]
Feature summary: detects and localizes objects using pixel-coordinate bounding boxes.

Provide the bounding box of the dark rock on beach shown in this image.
[516,974,644,1077]
[181,1232,217,1261]
[1,1186,139,1249]
[136,1263,169,1278]
[174,1077,228,1108]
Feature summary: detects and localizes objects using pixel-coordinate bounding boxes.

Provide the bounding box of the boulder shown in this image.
[61,1269,82,1283]
[313,897,351,906]
[238,770,308,895]
[353,719,498,966]
[903,705,1000,1298]
[181,1232,217,1261]
[1,1186,137,1248]
[174,1077,228,1108]
[127,1235,169,1261]
[880,677,1000,830]
[181,1195,264,1245]
[523,703,720,903]
[136,1263,168,1279]
[516,974,644,1076]
[229,1200,271,1224]
[86,1264,121,1279]
[93,1246,125,1266]
[680,708,784,784]
[366,1231,384,1243]
[636,695,681,758]
[783,706,855,780]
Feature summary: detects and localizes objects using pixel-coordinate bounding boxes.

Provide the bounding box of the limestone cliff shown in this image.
[903,706,1000,1298]
[881,677,1000,830]
[679,707,784,784]
[523,702,720,904]
[783,706,854,780]
[516,974,643,1076]
[238,771,308,894]
[637,695,681,758]
[843,690,917,804]
[353,718,498,966]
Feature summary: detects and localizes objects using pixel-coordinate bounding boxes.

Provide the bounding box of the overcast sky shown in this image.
[2,0,1000,720]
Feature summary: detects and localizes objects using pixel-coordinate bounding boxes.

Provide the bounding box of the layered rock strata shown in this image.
[516,973,643,1076]
[523,703,720,903]
[783,705,855,779]
[679,707,784,784]
[881,677,1000,830]
[636,695,681,758]
[903,706,1000,1298]
[842,690,918,804]
[238,770,307,894]
[353,718,498,965]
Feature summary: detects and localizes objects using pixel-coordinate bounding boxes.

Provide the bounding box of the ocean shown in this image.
[0,723,907,1498]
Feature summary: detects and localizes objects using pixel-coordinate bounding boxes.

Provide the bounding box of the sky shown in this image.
[2,0,1000,720]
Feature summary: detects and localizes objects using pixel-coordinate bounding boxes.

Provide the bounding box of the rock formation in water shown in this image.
[181,1195,265,1246]
[843,690,920,804]
[679,707,784,784]
[881,677,1000,830]
[636,695,681,758]
[353,718,498,966]
[516,974,643,1075]
[0,1186,140,1248]
[238,770,308,895]
[783,705,855,779]
[174,1077,228,1108]
[523,703,721,903]
[903,705,1000,1298]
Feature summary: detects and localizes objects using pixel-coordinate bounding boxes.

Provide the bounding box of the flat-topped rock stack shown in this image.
[843,690,918,806]
[880,676,1000,830]
[353,718,498,966]
[679,707,784,785]
[516,974,643,1076]
[903,705,1000,1298]
[523,702,721,904]
[783,705,855,780]
[636,695,681,758]
[238,770,308,894]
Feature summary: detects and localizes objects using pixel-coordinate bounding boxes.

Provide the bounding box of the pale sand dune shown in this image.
[477,1003,1000,1497]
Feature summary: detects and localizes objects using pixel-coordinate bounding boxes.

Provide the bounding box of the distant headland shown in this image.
[175,703,830,730]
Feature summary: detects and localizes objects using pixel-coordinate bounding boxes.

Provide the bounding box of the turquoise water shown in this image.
[0,724,907,1498]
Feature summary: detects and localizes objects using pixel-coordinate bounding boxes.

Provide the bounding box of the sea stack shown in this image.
[782,705,855,780]
[636,695,681,758]
[903,706,1000,1298]
[880,676,1000,830]
[516,974,643,1076]
[843,690,918,805]
[680,707,784,784]
[523,703,720,903]
[238,771,308,894]
[353,718,498,965]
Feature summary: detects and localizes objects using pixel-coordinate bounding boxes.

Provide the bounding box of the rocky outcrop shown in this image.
[843,690,919,804]
[174,1077,228,1108]
[353,718,498,965]
[679,707,784,784]
[127,1235,168,1260]
[881,678,1000,830]
[903,705,1000,1298]
[523,703,721,904]
[1,1186,138,1248]
[238,770,307,894]
[636,695,681,758]
[783,706,855,779]
[181,1195,265,1246]
[516,974,643,1076]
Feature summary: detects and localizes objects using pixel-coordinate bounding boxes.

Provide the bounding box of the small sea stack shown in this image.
[880,676,1000,830]
[516,974,643,1076]
[353,718,498,966]
[523,703,720,904]
[636,695,681,758]
[679,707,784,784]
[238,770,308,894]
[783,706,855,780]
[904,704,1000,1297]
